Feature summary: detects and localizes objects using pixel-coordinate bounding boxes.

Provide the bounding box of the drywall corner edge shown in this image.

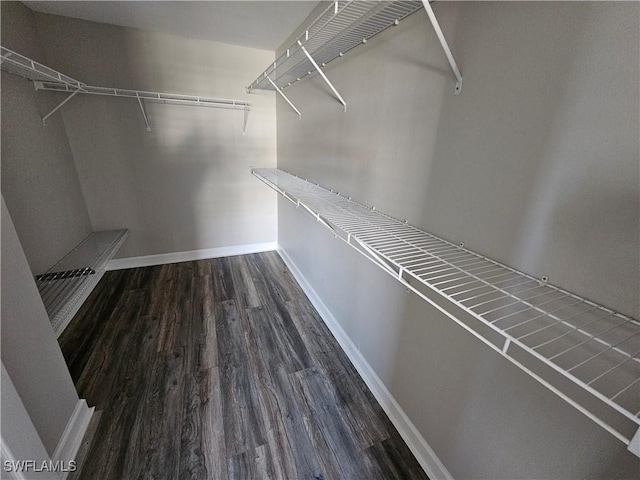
[106,242,278,270]
[51,399,93,479]
[276,245,454,480]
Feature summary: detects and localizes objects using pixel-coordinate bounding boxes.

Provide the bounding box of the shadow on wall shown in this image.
[37,15,277,259]
[120,29,238,257]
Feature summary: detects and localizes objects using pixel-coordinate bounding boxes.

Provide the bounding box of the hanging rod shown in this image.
[247,0,463,115]
[251,167,640,458]
[1,45,251,133]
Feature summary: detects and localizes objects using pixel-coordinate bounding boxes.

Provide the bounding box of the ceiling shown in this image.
[23,1,321,51]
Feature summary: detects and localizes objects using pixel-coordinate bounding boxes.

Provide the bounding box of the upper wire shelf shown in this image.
[247,1,424,92]
[252,167,640,456]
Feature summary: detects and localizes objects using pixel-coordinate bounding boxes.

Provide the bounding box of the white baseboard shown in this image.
[277,246,454,480]
[106,242,278,270]
[52,400,94,479]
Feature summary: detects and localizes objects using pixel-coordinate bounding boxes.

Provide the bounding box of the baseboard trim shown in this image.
[106,242,278,270]
[52,400,94,479]
[277,246,454,480]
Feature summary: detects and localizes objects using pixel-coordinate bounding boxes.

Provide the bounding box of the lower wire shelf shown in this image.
[252,167,640,456]
[36,229,129,337]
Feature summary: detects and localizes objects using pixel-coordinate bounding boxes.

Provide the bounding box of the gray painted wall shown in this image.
[277,2,639,478]
[34,13,278,259]
[1,1,93,275]
[1,197,79,456]
[1,363,54,480]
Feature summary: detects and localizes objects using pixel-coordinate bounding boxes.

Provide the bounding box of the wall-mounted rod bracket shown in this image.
[135,92,151,132]
[421,0,463,95]
[42,89,80,125]
[266,75,301,118]
[298,41,347,111]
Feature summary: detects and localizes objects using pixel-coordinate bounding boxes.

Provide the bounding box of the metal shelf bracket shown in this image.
[266,75,302,118]
[243,107,250,136]
[422,0,463,95]
[298,41,347,112]
[135,92,151,132]
[42,88,80,125]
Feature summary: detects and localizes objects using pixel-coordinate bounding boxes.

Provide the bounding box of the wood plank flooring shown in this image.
[59,252,428,480]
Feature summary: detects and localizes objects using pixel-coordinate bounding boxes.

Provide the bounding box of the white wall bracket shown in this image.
[266,75,302,118]
[135,92,151,132]
[422,0,463,95]
[243,107,250,136]
[41,88,80,125]
[298,41,347,112]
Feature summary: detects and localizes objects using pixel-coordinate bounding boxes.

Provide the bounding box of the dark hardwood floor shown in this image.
[59,251,428,479]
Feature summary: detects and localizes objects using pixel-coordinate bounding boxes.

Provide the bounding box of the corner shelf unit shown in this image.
[35,230,129,337]
[1,46,251,133]
[252,167,640,457]
[247,0,462,116]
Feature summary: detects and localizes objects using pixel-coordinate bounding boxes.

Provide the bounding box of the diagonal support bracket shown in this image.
[421,0,463,95]
[298,41,347,111]
[42,89,80,125]
[266,75,302,118]
[135,93,151,132]
[243,107,249,136]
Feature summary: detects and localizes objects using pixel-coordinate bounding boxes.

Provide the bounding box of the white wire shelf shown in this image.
[0,46,85,89]
[252,167,640,456]
[33,81,251,111]
[36,230,129,337]
[248,1,423,92]
[1,45,250,132]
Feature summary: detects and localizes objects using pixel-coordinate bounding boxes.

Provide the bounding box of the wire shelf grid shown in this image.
[252,167,640,449]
